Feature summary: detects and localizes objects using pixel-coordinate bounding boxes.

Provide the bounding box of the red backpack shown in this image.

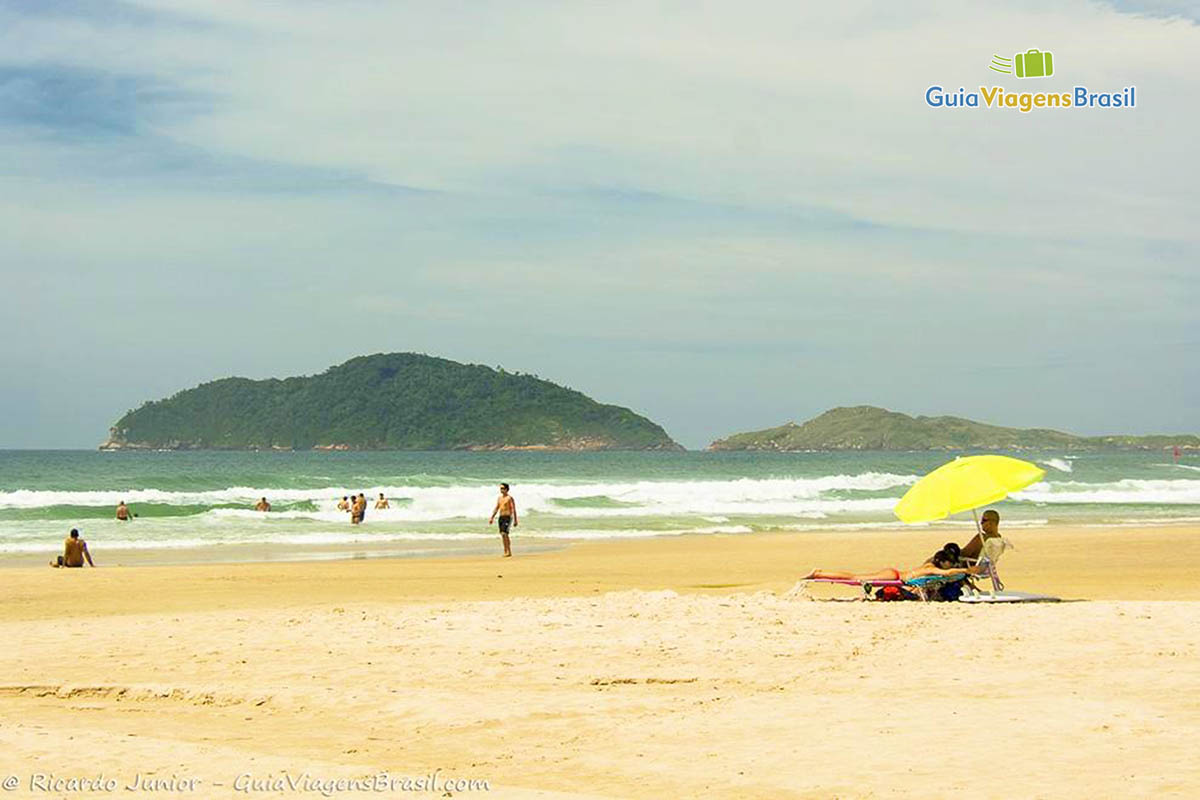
[876,585,904,601]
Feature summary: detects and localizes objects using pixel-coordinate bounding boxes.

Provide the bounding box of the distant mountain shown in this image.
[101,353,681,451]
[708,406,1199,452]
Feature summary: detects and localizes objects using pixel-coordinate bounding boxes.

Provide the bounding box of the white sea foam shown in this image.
[1015,478,1200,505]
[204,507,356,524]
[7,471,1196,522]
[0,537,219,553]
[689,525,754,534]
[517,525,754,540]
[0,486,348,509]
[780,521,919,532]
[0,523,764,553]
[0,473,919,520]
[1157,463,1200,473]
[0,529,499,554]
[1078,516,1200,527]
[1041,458,1073,473]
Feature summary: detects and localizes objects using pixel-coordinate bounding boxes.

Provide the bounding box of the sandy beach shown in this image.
[4,524,1199,798]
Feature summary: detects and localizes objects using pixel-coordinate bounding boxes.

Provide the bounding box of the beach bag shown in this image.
[876,585,903,601]
[936,580,965,602]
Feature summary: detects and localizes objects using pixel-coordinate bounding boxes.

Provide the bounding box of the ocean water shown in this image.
[2,449,1197,564]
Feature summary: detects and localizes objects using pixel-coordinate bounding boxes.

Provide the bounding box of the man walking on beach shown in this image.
[50,529,94,568]
[488,483,517,557]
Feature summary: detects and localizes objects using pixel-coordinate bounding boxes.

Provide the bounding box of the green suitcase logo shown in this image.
[1014,49,1053,78]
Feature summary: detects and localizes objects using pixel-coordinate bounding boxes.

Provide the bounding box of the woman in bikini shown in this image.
[802,551,980,583]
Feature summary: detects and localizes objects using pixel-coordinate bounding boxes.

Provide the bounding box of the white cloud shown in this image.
[6,1,1195,237]
[0,0,1196,446]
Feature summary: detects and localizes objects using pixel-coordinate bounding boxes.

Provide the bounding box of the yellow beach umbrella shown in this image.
[894,455,1046,524]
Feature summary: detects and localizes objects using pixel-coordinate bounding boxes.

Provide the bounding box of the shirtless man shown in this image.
[488,483,517,557]
[254,497,271,512]
[115,500,132,521]
[375,493,390,510]
[337,496,351,512]
[961,509,1002,561]
[51,529,94,568]
[351,493,366,524]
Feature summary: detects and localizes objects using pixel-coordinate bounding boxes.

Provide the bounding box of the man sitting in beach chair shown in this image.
[958,509,1015,594]
[961,509,1000,560]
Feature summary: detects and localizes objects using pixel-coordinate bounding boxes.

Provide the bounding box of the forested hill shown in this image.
[101,353,681,451]
[708,406,1199,451]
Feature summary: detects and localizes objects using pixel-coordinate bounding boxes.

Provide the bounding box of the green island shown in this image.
[708,406,1198,452]
[101,353,681,451]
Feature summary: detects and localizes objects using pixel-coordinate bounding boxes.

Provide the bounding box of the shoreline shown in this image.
[4,517,1198,571]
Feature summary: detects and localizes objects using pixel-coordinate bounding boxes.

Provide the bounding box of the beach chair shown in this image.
[793,572,965,602]
[961,536,1015,597]
[903,573,966,601]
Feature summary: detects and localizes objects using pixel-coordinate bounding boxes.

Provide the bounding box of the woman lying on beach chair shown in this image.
[801,554,982,584]
[798,551,981,601]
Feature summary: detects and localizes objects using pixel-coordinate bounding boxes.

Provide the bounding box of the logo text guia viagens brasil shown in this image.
[926,49,1135,112]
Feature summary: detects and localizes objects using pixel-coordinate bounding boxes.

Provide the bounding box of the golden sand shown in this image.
[3,525,1199,798]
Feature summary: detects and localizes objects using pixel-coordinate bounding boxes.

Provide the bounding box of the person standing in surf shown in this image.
[488,483,517,557]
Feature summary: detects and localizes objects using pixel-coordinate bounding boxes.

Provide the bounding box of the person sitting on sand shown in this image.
[337,496,350,512]
[115,500,132,521]
[254,497,271,512]
[50,529,94,568]
[802,555,980,584]
[375,493,389,510]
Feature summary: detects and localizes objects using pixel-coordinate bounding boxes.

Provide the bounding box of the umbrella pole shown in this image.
[970,508,986,596]
[971,507,999,596]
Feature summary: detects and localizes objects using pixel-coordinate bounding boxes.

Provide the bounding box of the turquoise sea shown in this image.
[2,449,1197,565]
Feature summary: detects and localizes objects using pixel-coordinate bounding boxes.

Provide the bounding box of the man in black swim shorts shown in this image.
[488,483,517,558]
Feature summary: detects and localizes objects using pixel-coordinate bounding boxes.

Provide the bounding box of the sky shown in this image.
[0,0,1197,450]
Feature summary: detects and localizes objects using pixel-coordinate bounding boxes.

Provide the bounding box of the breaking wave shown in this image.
[0,473,919,520]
